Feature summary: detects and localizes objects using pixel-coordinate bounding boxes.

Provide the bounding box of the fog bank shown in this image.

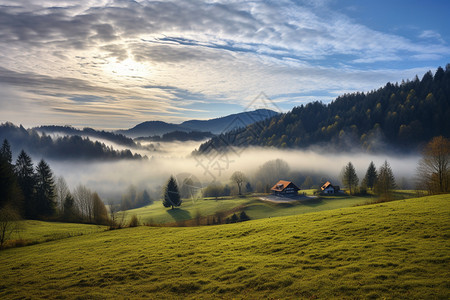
[50,142,421,201]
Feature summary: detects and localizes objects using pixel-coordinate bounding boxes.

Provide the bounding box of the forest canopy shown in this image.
[197,65,450,154]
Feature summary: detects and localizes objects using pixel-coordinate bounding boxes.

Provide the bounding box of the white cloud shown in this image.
[0,0,448,128]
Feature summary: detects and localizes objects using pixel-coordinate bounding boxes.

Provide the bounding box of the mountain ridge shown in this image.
[116,109,279,138]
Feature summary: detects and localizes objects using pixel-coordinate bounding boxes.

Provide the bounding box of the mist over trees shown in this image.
[0,123,145,161]
[0,140,109,225]
[35,125,138,148]
[120,185,153,210]
[197,66,450,153]
[136,130,214,142]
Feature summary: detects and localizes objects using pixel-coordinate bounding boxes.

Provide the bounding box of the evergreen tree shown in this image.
[0,141,21,210]
[239,211,250,222]
[15,150,35,219]
[362,161,378,189]
[376,161,397,201]
[230,213,239,223]
[341,162,359,195]
[35,159,56,218]
[63,194,78,222]
[0,139,12,164]
[163,176,181,209]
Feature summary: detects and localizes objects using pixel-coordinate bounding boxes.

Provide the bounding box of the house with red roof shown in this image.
[271,180,300,196]
[321,181,340,194]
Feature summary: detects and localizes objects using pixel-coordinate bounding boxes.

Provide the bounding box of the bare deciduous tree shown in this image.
[231,171,247,195]
[0,206,22,248]
[73,185,94,223]
[416,136,450,194]
[55,176,70,214]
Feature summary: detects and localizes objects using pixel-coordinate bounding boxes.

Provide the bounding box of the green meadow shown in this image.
[1,194,449,299]
[123,190,417,225]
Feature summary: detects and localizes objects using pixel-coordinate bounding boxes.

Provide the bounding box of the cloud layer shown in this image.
[0,0,448,128]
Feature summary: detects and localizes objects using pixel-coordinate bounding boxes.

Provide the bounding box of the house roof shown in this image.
[271,180,299,192]
[321,181,339,191]
[321,181,332,190]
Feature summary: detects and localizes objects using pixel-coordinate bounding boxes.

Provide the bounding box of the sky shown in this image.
[0,0,449,130]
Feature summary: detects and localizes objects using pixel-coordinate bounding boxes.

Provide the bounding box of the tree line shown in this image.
[196,136,450,200]
[197,65,450,153]
[0,139,109,225]
[0,122,145,161]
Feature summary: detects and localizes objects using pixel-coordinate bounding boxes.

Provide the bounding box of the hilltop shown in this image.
[1,194,448,299]
[198,66,450,154]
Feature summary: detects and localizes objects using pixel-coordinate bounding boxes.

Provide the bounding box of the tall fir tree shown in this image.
[15,150,36,218]
[163,176,181,209]
[0,140,21,209]
[0,139,12,164]
[341,162,359,195]
[362,161,378,189]
[376,160,397,201]
[35,159,56,218]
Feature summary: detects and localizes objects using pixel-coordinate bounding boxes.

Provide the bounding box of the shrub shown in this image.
[128,214,139,227]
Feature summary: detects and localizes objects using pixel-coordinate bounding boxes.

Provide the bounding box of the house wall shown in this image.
[323,187,335,194]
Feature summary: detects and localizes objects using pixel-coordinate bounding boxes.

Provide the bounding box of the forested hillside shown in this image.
[0,123,145,160]
[197,66,450,153]
[35,125,137,148]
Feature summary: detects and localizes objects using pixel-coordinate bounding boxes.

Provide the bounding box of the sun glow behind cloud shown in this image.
[102,58,152,79]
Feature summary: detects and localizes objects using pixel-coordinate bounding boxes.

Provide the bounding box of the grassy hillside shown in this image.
[6,221,107,247]
[124,190,416,225]
[1,194,449,299]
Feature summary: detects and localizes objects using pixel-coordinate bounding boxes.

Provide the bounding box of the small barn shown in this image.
[321,181,340,194]
[271,180,300,195]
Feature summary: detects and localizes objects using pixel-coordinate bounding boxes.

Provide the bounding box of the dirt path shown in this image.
[259,194,318,203]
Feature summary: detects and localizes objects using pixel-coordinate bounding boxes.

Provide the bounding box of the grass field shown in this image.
[1,194,448,299]
[123,190,418,225]
[6,221,107,247]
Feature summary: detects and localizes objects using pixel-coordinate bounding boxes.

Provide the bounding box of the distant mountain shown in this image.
[117,109,279,138]
[135,131,215,142]
[196,65,450,154]
[117,121,189,138]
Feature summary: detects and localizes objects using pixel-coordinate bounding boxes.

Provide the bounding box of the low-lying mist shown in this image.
[49,139,421,202]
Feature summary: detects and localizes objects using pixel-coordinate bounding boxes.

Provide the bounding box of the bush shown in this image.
[128,214,139,227]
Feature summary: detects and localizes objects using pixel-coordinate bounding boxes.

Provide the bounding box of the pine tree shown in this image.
[376,160,396,201]
[341,162,359,195]
[362,161,378,189]
[0,139,12,164]
[0,140,21,210]
[35,159,56,218]
[163,176,181,209]
[15,150,36,219]
[63,194,77,221]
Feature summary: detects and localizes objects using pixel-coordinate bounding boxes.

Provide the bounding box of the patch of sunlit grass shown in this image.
[0,194,448,299]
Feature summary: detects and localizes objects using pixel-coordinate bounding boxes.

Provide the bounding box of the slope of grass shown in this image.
[123,197,252,224]
[7,220,107,246]
[1,194,449,299]
[127,191,418,225]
